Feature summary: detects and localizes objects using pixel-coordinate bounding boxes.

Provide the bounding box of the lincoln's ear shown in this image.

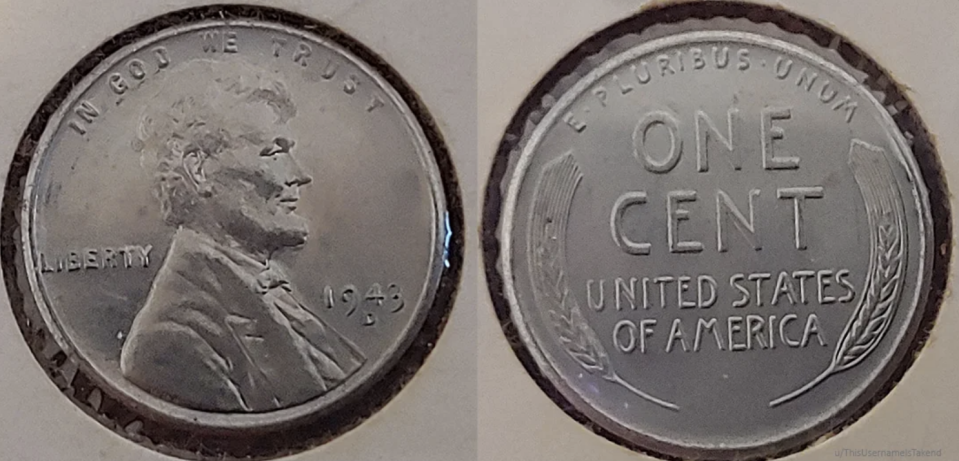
[181,149,210,194]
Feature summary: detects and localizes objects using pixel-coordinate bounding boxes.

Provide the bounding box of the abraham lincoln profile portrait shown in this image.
[120,59,364,412]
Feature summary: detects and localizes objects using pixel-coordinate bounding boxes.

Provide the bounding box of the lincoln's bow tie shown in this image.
[255,264,291,294]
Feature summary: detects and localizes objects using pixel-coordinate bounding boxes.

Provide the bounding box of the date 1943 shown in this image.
[323,283,404,326]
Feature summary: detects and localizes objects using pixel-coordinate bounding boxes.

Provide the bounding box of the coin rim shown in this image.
[11,18,449,430]
[484,14,944,460]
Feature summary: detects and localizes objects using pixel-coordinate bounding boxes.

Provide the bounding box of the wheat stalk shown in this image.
[528,153,678,411]
[834,217,902,370]
[770,140,905,407]
[535,220,613,376]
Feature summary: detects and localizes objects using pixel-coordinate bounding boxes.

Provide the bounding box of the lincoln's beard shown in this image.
[220,208,310,257]
[191,168,312,258]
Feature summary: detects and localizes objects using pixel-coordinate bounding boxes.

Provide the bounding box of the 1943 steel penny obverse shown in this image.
[5,13,455,439]
[486,13,945,459]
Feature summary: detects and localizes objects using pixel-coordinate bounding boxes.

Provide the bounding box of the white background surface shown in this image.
[2,0,959,460]
[478,1,959,461]
[0,0,476,460]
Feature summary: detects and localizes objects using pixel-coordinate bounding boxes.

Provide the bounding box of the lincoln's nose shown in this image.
[286,153,312,186]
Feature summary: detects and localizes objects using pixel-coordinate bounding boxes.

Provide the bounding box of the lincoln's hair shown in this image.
[135,59,297,226]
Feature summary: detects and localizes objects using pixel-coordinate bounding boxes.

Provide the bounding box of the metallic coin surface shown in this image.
[488,16,939,458]
[11,18,449,430]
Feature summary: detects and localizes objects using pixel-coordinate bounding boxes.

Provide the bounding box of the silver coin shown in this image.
[490,17,938,458]
[13,19,448,430]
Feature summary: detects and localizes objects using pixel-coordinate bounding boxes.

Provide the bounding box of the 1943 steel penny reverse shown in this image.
[485,9,947,460]
[3,8,459,456]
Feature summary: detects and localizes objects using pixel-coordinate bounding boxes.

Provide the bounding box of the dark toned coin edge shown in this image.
[480,1,951,460]
[0,4,464,461]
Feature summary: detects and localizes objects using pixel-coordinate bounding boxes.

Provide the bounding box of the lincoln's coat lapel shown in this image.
[120,228,365,412]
